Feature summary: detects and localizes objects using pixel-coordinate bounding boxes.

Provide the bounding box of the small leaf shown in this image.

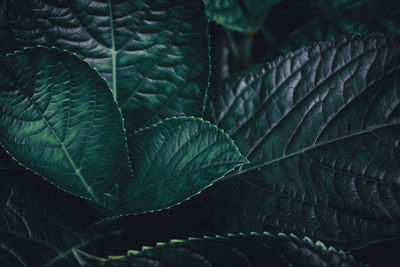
[204,35,400,249]
[2,0,210,131]
[115,117,248,216]
[203,0,281,32]
[0,46,132,208]
[73,232,363,266]
[0,172,122,267]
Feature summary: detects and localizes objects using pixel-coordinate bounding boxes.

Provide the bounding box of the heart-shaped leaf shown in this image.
[204,35,400,249]
[2,0,210,131]
[73,232,362,266]
[111,117,248,217]
[0,46,132,208]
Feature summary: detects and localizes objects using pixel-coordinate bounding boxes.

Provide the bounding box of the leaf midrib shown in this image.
[3,63,100,202]
[107,0,117,101]
[226,121,400,179]
[19,82,99,202]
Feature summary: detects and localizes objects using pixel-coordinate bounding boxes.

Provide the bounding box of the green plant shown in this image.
[1,0,400,266]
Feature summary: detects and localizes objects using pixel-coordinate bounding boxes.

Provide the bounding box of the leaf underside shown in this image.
[113,117,248,216]
[0,47,132,208]
[203,34,400,249]
[2,0,210,131]
[73,232,362,267]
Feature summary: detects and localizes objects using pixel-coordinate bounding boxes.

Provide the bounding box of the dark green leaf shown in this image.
[0,47,132,208]
[280,0,358,17]
[204,35,400,249]
[203,0,281,33]
[112,117,248,216]
[280,0,400,53]
[2,0,210,131]
[0,172,123,267]
[73,232,362,267]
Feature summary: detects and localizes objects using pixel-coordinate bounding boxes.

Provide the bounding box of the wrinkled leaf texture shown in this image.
[105,117,248,218]
[203,34,400,249]
[1,0,210,131]
[0,47,132,209]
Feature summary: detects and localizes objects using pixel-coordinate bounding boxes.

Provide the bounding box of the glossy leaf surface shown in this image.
[115,117,248,215]
[205,35,400,249]
[0,172,121,267]
[203,0,280,32]
[0,47,132,208]
[73,232,362,267]
[2,0,209,130]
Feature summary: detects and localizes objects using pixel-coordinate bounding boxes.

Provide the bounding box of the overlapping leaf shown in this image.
[204,35,400,249]
[0,47,132,208]
[0,172,123,267]
[203,0,281,32]
[112,117,248,216]
[73,232,362,266]
[2,0,209,130]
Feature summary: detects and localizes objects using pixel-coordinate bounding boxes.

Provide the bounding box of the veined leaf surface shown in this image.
[0,47,132,208]
[204,35,400,249]
[2,0,209,130]
[114,117,248,216]
[73,232,362,267]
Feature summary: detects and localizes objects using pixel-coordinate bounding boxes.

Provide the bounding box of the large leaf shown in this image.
[0,46,132,208]
[2,0,210,131]
[0,171,125,267]
[204,35,400,249]
[73,232,362,266]
[280,0,400,53]
[110,117,248,217]
[203,0,281,33]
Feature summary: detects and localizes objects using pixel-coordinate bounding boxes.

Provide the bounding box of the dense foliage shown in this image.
[1,0,400,266]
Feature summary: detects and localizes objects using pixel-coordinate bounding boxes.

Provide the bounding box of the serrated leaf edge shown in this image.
[73,231,361,265]
[94,116,249,224]
[0,45,134,207]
